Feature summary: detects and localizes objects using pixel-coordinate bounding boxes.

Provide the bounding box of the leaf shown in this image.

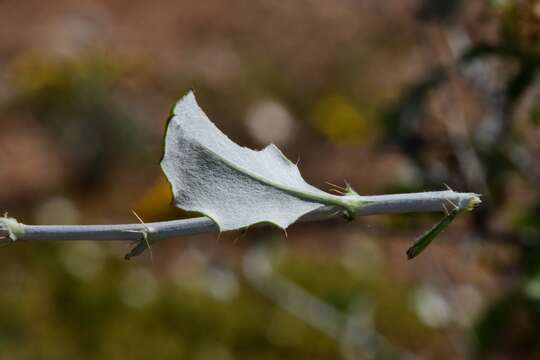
[406,205,462,259]
[161,92,360,232]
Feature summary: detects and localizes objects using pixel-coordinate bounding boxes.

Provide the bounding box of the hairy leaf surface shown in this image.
[161,92,354,231]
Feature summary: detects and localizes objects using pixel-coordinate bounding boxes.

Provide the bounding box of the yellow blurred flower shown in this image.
[311,94,378,144]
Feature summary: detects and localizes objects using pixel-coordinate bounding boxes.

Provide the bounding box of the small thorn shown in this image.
[443,183,453,191]
[329,188,345,195]
[442,203,449,216]
[131,209,145,225]
[343,180,358,195]
[130,209,154,264]
[325,181,347,191]
[445,198,458,210]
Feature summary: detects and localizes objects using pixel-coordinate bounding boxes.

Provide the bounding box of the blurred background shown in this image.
[1,0,540,358]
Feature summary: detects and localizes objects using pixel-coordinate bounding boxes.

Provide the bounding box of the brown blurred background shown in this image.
[2,0,540,358]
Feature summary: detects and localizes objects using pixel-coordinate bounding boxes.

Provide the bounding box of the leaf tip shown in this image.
[170,90,199,118]
[406,246,417,260]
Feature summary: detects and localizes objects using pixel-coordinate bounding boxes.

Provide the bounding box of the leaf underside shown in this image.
[161,91,346,232]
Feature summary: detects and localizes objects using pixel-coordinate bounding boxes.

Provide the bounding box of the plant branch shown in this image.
[1,190,480,259]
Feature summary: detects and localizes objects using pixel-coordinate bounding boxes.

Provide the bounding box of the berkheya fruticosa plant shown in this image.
[0,92,481,259]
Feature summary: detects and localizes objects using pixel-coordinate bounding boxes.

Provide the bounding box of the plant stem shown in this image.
[0,190,480,259]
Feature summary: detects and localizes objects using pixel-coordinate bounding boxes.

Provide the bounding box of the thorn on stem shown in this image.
[329,188,345,195]
[325,181,347,191]
[445,198,458,210]
[125,210,154,263]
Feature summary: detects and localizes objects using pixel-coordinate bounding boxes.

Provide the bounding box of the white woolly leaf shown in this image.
[161,91,360,231]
